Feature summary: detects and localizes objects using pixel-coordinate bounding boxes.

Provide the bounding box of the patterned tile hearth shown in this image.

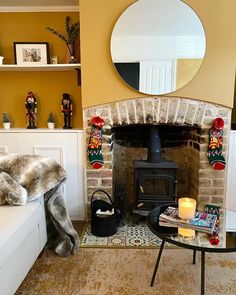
[80,222,163,248]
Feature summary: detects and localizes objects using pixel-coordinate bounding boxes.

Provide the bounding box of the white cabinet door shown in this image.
[139,60,176,95]
[0,132,21,153]
[0,130,85,220]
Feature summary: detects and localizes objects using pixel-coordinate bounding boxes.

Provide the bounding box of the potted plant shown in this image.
[2,112,11,129]
[46,16,80,63]
[47,112,55,129]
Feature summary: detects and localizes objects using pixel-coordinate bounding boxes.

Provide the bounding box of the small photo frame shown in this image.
[14,42,49,66]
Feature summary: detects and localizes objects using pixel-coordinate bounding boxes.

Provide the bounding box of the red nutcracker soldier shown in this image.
[61,93,72,129]
[25,91,37,129]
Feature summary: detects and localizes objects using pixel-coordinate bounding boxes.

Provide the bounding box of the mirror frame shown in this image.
[110,0,206,95]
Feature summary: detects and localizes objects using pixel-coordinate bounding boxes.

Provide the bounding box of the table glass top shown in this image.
[147,203,236,252]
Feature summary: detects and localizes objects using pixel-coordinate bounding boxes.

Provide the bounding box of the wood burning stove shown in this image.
[133,126,178,215]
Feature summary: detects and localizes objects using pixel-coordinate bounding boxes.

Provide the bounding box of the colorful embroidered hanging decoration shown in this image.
[88,116,105,169]
[207,117,226,170]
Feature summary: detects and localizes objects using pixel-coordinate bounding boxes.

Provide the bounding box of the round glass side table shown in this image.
[147,203,236,295]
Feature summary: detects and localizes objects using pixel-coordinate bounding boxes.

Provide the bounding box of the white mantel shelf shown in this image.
[0,64,81,72]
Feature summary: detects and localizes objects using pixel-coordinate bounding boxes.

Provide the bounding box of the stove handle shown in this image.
[139,185,144,193]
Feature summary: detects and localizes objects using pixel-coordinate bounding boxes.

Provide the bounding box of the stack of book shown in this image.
[159,206,217,234]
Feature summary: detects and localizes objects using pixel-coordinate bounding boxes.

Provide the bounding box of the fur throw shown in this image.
[0,172,27,205]
[0,153,79,256]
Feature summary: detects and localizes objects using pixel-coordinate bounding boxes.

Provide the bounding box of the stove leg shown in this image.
[150,240,165,287]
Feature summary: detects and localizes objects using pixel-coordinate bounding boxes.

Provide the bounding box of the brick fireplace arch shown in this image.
[83,96,231,219]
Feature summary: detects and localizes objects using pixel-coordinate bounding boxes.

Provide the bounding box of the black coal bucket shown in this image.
[91,190,121,237]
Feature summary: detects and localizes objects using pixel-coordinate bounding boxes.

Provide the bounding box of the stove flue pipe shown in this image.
[147,125,162,163]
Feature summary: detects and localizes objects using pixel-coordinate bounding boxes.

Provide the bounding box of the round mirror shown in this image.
[110,0,206,95]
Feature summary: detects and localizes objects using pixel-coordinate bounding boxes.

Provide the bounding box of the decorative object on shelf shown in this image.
[25,91,37,129]
[207,117,226,170]
[2,112,11,129]
[14,42,49,66]
[88,116,105,169]
[50,56,58,64]
[46,16,80,64]
[0,56,4,65]
[47,112,55,129]
[61,93,72,129]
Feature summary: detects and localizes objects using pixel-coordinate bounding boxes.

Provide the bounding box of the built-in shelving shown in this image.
[0,63,81,71]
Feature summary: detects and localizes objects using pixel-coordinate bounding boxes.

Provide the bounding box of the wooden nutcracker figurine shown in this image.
[25,91,37,129]
[61,93,72,129]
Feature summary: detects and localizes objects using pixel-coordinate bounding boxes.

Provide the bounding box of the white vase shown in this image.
[47,122,55,129]
[3,122,10,129]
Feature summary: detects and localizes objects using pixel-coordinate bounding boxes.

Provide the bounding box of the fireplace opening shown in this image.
[112,124,201,217]
[85,98,230,223]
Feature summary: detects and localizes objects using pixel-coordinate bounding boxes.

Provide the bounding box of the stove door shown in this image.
[137,174,176,204]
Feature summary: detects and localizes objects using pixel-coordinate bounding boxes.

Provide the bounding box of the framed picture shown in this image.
[14,42,49,66]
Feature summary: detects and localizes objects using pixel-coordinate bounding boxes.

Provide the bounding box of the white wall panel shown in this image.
[0,129,84,220]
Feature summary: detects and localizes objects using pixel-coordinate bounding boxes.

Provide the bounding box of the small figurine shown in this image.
[61,93,72,129]
[25,91,37,129]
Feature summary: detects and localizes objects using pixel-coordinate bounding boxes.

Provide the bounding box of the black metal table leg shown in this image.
[150,240,165,287]
[201,251,205,295]
[193,250,196,264]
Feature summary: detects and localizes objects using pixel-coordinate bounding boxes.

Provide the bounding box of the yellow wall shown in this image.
[80,0,236,108]
[176,59,202,90]
[0,12,82,128]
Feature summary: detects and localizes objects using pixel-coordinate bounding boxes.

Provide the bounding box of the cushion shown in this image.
[0,198,43,269]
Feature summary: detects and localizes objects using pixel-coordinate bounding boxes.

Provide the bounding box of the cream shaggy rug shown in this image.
[16,248,236,295]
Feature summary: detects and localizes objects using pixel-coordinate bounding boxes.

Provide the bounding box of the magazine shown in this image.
[159,206,217,234]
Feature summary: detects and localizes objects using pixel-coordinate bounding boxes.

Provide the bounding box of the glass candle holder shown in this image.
[178,197,196,220]
[178,227,195,239]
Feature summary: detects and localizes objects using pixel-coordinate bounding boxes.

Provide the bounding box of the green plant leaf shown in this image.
[46,16,80,46]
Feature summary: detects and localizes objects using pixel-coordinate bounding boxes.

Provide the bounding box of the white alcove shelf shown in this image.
[0,63,81,71]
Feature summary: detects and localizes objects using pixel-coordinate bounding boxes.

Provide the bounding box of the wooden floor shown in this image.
[72,220,86,237]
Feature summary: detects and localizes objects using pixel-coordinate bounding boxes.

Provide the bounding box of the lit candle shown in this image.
[178,227,195,239]
[178,197,196,220]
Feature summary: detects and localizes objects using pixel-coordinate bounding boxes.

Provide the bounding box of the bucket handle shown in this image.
[91,190,114,206]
